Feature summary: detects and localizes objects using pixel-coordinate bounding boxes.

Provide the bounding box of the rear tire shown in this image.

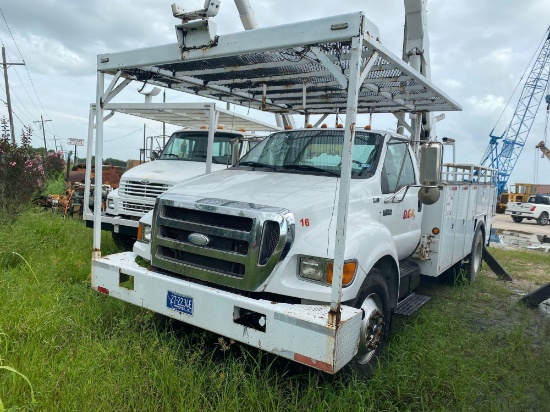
[537,212,549,226]
[348,269,391,378]
[112,232,136,251]
[465,224,483,283]
[512,216,523,223]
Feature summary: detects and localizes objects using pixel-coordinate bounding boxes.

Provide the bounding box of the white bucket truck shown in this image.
[82,103,280,249]
[89,7,496,375]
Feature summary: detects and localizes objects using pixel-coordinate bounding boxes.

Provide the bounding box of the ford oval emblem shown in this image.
[188,233,211,246]
[141,179,150,185]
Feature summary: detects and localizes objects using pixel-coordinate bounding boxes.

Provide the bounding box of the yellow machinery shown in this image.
[497,183,539,213]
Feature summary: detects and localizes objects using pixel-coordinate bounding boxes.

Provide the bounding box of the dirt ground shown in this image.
[493,213,550,235]
[490,213,550,251]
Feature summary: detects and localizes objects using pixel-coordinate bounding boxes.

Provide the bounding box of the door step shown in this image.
[394,293,431,316]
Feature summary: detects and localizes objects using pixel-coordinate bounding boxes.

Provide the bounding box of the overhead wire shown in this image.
[0,8,60,139]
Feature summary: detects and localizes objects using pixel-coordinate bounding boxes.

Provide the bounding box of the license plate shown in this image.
[167,291,193,316]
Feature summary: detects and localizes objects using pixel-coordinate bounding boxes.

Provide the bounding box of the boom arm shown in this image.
[402,0,433,143]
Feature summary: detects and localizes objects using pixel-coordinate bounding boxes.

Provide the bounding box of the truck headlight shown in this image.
[299,257,357,286]
[107,198,115,209]
[299,257,326,281]
[137,223,151,243]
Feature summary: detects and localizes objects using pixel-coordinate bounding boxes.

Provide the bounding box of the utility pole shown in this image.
[2,46,25,143]
[34,115,51,155]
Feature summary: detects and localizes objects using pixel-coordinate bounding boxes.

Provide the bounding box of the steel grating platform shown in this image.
[97,12,462,116]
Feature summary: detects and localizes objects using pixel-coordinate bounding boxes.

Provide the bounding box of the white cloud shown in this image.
[466,94,506,113]
[480,47,513,65]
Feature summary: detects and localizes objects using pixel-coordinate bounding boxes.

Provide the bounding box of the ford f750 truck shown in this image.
[93,127,496,375]
[89,8,495,375]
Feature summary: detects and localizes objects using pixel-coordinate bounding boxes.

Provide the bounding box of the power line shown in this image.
[104,127,145,142]
[0,81,38,122]
[0,8,56,137]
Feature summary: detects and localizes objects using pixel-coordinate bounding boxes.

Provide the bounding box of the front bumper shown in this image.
[91,252,362,373]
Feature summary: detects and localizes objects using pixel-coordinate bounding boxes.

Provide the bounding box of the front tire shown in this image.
[537,212,549,226]
[349,269,391,378]
[465,224,484,283]
[512,216,523,223]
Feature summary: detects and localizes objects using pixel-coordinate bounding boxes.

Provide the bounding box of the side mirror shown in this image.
[418,142,443,205]
[150,151,160,161]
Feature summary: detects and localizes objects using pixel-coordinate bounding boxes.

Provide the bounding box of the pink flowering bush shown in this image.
[44,150,65,179]
[0,118,55,222]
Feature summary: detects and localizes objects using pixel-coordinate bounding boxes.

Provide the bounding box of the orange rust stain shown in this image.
[328,308,341,328]
[294,353,334,373]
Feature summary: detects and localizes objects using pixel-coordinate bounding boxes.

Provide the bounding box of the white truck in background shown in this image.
[506,194,550,225]
[103,128,256,249]
[83,103,280,250]
[89,6,497,375]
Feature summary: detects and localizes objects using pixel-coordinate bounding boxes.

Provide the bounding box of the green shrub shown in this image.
[0,118,64,223]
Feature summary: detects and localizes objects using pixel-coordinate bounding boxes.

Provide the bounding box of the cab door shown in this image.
[379,140,422,259]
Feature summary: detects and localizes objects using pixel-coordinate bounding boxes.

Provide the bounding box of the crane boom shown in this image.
[481,26,550,195]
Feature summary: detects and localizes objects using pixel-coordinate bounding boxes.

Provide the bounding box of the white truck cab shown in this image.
[135,128,422,301]
[113,127,496,376]
[103,128,254,249]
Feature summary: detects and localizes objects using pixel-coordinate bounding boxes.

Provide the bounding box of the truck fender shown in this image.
[342,218,399,307]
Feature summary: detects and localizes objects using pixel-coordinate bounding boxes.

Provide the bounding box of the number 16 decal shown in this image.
[300,218,310,227]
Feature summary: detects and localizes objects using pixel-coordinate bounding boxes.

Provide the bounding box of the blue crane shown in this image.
[481,26,550,196]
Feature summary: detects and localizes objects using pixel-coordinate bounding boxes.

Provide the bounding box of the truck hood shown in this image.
[121,160,227,185]
[164,169,346,213]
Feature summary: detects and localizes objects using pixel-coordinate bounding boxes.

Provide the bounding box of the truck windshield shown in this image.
[235,130,382,178]
[159,132,241,164]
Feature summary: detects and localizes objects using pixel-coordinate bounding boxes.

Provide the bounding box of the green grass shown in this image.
[43,176,66,196]
[1,210,549,411]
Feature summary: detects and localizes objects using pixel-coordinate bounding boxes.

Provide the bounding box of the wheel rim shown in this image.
[541,215,549,225]
[355,294,385,365]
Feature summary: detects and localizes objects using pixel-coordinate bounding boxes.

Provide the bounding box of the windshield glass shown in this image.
[234,130,383,178]
[159,132,242,164]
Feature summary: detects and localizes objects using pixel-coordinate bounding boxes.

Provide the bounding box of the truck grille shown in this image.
[152,195,294,291]
[120,180,170,198]
[122,201,154,214]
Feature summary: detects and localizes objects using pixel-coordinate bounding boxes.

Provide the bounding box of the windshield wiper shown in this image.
[238,161,278,171]
[281,164,339,177]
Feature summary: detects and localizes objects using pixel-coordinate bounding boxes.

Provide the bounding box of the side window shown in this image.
[381,143,416,194]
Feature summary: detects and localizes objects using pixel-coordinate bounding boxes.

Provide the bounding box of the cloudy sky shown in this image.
[1,0,549,185]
